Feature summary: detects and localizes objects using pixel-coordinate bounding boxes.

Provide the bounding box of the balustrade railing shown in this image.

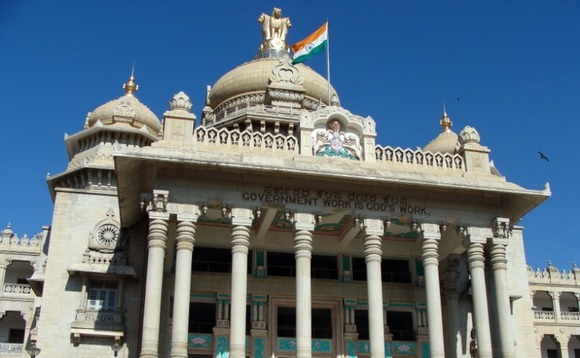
[75,309,123,323]
[375,146,465,173]
[561,312,580,321]
[193,127,298,154]
[0,343,23,353]
[534,310,555,320]
[3,283,32,296]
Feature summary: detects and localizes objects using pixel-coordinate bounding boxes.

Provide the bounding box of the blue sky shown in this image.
[1,1,578,270]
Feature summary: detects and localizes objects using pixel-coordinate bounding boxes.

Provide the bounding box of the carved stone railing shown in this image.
[3,283,33,296]
[375,146,465,173]
[71,308,124,342]
[534,310,555,321]
[0,234,42,253]
[0,343,23,354]
[193,127,298,154]
[561,312,580,321]
[75,308,123,324]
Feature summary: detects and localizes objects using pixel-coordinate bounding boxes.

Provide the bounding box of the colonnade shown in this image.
[138,190,516,358]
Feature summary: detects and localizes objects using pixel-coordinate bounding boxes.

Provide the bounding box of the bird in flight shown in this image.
[538,151,549,161]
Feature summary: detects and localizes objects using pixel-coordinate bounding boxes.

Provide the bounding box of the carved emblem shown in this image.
[96,224,120,246]
[312,119,362,160]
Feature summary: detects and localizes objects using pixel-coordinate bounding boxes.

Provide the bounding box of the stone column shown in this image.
[0,260,7,298]
[442,257,461,358]
[549,291,561,323]
[489,217,515,358]
[293,213,315,358]
[418,223,445,358]
[140,191,170,358]
[463,227,493,358]
[555,334,569,358]
[362,218,385,358]
[170,214,197,358]
[229,208,253,358]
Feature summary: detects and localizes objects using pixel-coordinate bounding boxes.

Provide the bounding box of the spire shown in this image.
[123,65,139,96]
[440,106,452,133]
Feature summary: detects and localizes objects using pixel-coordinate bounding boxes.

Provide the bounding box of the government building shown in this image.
[1,8,579,358]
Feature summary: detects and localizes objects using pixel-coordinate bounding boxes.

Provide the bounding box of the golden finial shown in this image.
[440,106,452,132]
[123,64,138,96]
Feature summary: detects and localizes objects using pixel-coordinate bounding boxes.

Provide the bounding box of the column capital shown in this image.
[176,220,196,251]
[291,212,316,232]
[555,333,570,345]
[147,217,169,250]
[361,218,384,237]
[492,217,511,239]
[489,242,508,271]
[416,222,441,241]
[460,226,492,246]
[363,232,382,263]
[142,190,170,213]
[231,208,254,227]
[466,241,485,269]
[549,291,561,300]
[176,206,201,223]
[420,238,440,267]
[231,226,251,255]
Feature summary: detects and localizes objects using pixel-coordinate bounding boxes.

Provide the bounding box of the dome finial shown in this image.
[440,106,452,133]
[123,64,139,96]
[256,8,292,58]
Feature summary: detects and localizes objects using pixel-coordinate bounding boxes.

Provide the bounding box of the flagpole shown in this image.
[326,20,331,105]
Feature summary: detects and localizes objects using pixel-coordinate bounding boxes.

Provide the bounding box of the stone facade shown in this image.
[3,8,579,358]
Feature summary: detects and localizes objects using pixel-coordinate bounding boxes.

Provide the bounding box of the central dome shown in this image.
[208,57,338,110]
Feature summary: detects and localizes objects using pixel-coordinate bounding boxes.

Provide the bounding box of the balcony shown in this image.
[534,310,554,321]
[71,308,124,343]
[3,283,33,297]
[534,310,580,324]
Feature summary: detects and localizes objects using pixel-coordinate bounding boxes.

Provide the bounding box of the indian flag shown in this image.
[291,22,328,64]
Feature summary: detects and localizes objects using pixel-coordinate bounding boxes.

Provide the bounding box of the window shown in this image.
[382,259,411,283]
[268,252,296,277]
[547,349,558,358]
[311,255,338,279]
[351,257,411,283]
[193,247,232,273]
[191,247,253,274]
[277,306,296,337]
[8,329,24,343]
[312,308,332,338]
[88,282,117,310]
[388,311,414,341]
[355,309,369,340]
[189,302,216,334]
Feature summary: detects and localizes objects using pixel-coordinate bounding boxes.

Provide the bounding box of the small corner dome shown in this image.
[86,74,162,134]
[208,58,339,110]
[423,110,459,154]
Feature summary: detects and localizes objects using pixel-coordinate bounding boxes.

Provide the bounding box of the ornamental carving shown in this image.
[459,125,480,144]
[266,57,305,108]
[169,91,193,112]
[96,224,120,247]
[112,100,136,119]
[257,8,292,52]
[88,208,122,254]
[312,119,362,160]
